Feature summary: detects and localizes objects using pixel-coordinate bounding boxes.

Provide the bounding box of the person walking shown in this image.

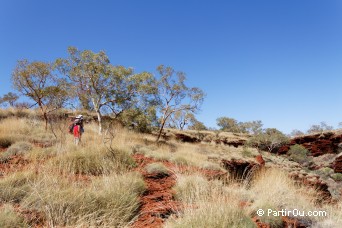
[73,115,84,145]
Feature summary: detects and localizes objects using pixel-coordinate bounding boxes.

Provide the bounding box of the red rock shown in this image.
[252,216,271,228]
[333,154,342,173]
[221,159,260,179]
[275,133,342,157]
[255,155,265,166]
[289,173,331,201]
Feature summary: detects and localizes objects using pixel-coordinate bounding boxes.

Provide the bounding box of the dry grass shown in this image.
[0,111,341,227]
[22,172,145,227]
[246,168,332,226]
[51,144,136,175]
[167,174,255,228]
[145,162,169,175]
[0,204,28,227]
[0,171,37,204]
[1,141,33,160]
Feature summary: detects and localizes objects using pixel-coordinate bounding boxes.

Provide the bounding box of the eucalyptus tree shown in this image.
[155,65,205,141]
[55,47,157,134]
[0,92,19,107]
[12,60,68,130]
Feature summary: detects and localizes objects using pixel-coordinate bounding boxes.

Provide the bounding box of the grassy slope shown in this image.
[0,112,341,227]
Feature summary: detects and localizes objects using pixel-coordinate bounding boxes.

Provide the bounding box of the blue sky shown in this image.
[1,0,342,133]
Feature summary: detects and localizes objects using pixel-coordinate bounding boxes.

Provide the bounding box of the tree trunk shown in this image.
[96,109,102,134]
[156,119,166,142]
[43,112,48,131]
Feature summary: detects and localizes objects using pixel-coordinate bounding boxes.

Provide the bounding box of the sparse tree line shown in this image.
[1,46,339,142]
[1,47,205,141]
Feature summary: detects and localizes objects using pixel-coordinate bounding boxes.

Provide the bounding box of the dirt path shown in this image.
[131,154,182,228]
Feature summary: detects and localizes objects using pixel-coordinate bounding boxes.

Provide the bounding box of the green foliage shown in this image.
[118,107,157,133]
[0,204,28,228]
[249,128,289,153]
[11,60,69,129]
[145,162,169,175]
[0,92,19,107]
[216,117,242,133]
[216,117,262,134]
[55,47,158,134]
[288,144,309,164]
[188,119,207,131]
[331,173,342,181]
[316,167,334,177]
[155,65,205,141]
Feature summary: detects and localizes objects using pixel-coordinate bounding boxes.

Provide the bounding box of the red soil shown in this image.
[0,155,30,176]
[131,154,182,228]
[15,205,46,228]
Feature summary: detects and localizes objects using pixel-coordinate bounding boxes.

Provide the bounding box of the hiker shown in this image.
[70,115,84,145]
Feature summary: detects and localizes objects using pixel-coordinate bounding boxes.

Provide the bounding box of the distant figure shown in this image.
[72,115,84,145]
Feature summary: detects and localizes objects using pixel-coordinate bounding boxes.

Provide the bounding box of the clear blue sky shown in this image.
[1,0,342,133]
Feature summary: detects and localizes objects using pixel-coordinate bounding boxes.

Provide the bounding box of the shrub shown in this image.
[4,141,33,156]
[249,128,289,153]
[145,162,169,175]
[331,173,342,181]
[288,144,309,164]
[316,167,334,177]
[23,172,145,227]
[0,171,36,203]
[0,204,28,227]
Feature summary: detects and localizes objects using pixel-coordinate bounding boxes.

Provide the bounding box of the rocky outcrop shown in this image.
[174,133,200,143]
[289,172,332,201]
[277,132,342,157]
[221,159,261,180]
[333,153,342,173]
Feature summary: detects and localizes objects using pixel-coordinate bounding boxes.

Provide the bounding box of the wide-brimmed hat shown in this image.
[76,115,83,120]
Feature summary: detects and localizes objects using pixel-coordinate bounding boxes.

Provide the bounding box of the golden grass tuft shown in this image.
[23,172,145,227]
[51,144,136,175]
[0,204,28,227]
[0,171,37,204]
[167,174,256,228]
[145,162,169,175]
